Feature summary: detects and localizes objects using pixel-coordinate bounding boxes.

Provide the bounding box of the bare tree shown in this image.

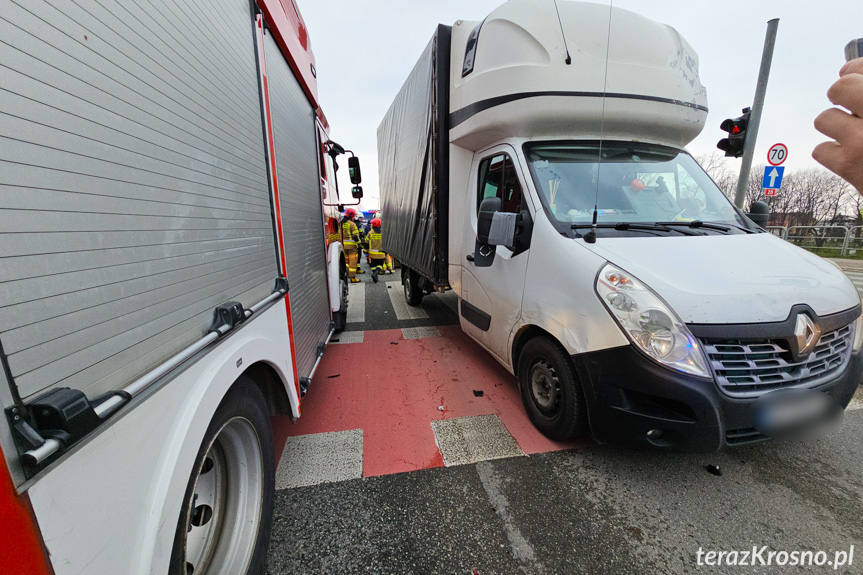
[695,153,736,200]
[696,154,858,234]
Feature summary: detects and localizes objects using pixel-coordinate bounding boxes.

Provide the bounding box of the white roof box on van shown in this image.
[450,0,708,151]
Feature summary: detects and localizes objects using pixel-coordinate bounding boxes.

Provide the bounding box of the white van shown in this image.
[378,0,862,450]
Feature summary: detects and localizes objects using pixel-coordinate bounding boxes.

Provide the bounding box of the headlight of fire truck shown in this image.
[596,263,710,378]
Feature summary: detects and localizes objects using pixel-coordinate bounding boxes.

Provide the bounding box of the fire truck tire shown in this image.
[169,376,275,575]
[333,273,349,333]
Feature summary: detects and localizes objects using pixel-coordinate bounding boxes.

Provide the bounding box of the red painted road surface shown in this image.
[273,326,585,478]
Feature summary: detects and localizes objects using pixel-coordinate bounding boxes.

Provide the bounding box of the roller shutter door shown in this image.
[0,0,277,401]
[263,33,331,381]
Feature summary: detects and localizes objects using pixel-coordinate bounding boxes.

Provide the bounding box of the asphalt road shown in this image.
[267,259,863,574]
[267,408,863,574]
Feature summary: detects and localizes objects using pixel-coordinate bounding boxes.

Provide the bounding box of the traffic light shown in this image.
[717,107,751,158]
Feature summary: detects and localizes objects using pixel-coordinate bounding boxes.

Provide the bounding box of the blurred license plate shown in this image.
[751,389,843,440]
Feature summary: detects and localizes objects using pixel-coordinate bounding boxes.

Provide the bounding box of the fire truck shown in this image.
[0,0,359,573]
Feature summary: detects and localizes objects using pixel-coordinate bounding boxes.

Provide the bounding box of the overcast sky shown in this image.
[298,0,857,210]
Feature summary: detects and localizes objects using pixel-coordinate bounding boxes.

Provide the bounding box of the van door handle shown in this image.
[466,253,475,263]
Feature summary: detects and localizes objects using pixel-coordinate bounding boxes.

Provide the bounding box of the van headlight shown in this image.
[596,264,710,378]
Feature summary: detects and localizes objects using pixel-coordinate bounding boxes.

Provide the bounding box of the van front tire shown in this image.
[169,377,275,575]
[518,337,587,441]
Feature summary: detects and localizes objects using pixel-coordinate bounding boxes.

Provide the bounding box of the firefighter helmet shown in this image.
[344,208,357,219]
[371,218,382,228]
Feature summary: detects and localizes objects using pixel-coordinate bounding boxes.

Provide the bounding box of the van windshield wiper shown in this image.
[570,222,701,236]
[654,220,733,233]
[723,222,759,234]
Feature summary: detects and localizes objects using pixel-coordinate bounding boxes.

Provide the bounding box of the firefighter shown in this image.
[367,217,392,282]
[354,214,366,273]
[341,208,361,282]
[350,214,364,273]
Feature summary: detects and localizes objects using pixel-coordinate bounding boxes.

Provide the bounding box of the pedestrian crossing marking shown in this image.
[386,282,429,320]
[346,281,365,323]
[330,331,364,344]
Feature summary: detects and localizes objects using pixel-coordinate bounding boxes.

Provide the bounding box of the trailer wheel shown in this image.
[169,377,275,575]
[517,337,587,440]
[403,269,423,306]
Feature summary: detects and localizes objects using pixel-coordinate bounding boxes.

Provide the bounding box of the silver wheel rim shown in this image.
[529,359,561,417]
[404,275,412,299]
[183,417,263,575]
[340,277,348,310]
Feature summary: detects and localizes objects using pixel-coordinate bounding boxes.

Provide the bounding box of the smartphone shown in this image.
[846,38,863,61]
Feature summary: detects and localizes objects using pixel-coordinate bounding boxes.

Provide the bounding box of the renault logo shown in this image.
[793,314,822,358]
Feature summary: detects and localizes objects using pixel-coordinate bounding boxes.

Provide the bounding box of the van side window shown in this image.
[477,153,523,214]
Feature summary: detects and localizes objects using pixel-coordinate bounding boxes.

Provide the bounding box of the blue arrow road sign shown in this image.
[762,166,785,190]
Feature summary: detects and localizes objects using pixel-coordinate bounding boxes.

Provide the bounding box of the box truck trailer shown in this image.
[0,0,362,573]
[378,0,863,450]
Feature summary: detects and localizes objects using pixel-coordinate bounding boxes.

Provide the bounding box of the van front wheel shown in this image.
[518,337,587,440]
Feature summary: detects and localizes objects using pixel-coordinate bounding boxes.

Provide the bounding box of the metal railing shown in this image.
[766,226,788,239]
[843,226,863,257]
[766,225,863,257]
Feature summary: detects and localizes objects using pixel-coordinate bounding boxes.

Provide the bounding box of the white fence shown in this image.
[766,225,863,256]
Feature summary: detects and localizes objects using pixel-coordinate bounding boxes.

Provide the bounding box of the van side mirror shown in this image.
[747,200,769,228]
[351,186,363,199]
[348,156,362,185]
[477,197,502,245]
[475,196,518,268]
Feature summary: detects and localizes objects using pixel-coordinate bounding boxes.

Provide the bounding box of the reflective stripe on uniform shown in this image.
[341,221,359,244]
[368,231,383,254]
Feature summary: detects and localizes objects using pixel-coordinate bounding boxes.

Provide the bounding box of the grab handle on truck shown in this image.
[13,280,290,475]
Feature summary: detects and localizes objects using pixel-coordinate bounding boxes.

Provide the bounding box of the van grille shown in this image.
[702,324,853,398]
[725,427,769,445]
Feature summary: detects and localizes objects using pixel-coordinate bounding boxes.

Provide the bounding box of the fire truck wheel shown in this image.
[517,337,587,440]
[334,272,349,332]
[169,376,275,575]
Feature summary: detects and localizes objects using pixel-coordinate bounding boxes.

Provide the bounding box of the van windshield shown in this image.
[524,141,749,232]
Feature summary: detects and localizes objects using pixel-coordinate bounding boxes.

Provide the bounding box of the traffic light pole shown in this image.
[734,18,780,209]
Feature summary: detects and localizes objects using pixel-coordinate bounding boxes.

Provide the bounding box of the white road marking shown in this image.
[848,389,863,411]
[330,331,364,344]
[401,327,440,339]
[476,460,543,571]
[346,281,365,324]
[431,414,525,467]
[275,429,363,489]
[386,282,429,320]
[842,271,863,293]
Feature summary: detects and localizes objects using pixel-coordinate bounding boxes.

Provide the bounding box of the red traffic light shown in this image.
[717,109,751,158]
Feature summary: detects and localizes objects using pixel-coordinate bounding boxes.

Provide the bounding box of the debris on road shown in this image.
[473,390,484,397]
[705,464,723,476]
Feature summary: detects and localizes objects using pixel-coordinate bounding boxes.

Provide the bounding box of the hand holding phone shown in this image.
[812,40,863,192]
[846,39,863,62]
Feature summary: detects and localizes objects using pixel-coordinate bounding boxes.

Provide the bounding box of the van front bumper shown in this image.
[571,345,863,452]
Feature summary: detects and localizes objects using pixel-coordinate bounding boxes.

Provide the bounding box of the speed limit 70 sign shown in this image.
[768,143,787,166]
